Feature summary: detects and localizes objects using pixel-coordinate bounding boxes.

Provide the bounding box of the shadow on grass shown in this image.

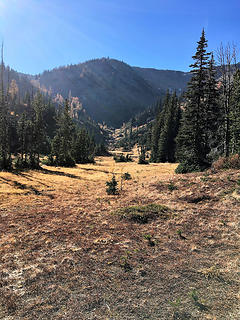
[0,176,42,195]
[12,171,50,187]
[40,168,82,180]
[12,168,82,180]
[80,167,110,174]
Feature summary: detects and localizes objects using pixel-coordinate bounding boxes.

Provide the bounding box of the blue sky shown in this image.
[0,0,239,74]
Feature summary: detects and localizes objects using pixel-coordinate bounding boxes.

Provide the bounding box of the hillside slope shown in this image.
[36,58,191,127]
[37,58,159,127]
[133,66,191,93]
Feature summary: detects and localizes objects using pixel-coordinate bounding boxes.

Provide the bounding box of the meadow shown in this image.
[0,154,239,319]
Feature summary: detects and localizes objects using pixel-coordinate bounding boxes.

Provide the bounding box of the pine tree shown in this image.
[158,92,180,162]
[73,128,95,164]
[0,44,11,170]
[205,53,222,160]
[176,30,211,173]
[151,97,167,162]
[230,70,240,154]
[51,99,75,167]
[31,93,47,167]
[17,112,27,164]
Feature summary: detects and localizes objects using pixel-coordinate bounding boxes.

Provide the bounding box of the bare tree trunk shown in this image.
[216,42,238,157]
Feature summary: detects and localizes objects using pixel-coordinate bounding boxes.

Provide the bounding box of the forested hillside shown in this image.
[2,58,194,129]
[34,58,191,127]
[115,31,240,173]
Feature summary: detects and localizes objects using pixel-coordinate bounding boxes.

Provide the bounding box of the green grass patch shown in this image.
[114,203,170,224]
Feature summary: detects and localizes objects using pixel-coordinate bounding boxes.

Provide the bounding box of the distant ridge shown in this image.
[34,58,191,127]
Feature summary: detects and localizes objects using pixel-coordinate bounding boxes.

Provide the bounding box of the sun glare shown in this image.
[0,0,6,13]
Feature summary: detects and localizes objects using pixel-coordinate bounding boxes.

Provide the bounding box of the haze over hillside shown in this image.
[5,58,240,128]
[33,58,191,127]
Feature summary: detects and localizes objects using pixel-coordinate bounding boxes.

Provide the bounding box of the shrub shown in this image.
[41,154,54,166]
[114,154,133,163]
[175,160,202,174]
[42,153,76,167]
[0,157,12,171]
[138,154,149,164]
[168,181,178,191]
[15,157,40,170]
[144,234,155,246]
[122,172,132,180]
[106,175,118,195]
[114,203,169,224]
[57,154,76,167]
[212,154,240,170]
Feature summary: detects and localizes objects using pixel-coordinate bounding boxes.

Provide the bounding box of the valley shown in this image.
[0,154,239,319]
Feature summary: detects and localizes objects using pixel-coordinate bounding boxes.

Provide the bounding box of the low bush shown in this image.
[122,172,132,180]
[42,154,75,167]
[106,175,118,195]
[15,157,40,170]
[212,154,240,170]
[168,181,178,191]
[138,154,149,164]
[114,154,133,163]
[114,203,169,224]
[0,157,12,171]
[175,160,202,174]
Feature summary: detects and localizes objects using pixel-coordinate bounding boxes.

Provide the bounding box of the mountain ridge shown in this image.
[2,58,192,127]
[30,58,191,127]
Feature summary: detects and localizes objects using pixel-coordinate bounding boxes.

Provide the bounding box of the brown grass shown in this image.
[0,156,239,319]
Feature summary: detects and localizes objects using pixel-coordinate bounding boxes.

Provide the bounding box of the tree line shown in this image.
[151,30,240,172]
[0,53,106,170]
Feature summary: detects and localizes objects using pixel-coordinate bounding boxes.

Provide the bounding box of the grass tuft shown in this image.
[114,203,170,224]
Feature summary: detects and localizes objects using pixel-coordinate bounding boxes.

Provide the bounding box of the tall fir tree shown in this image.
[31,93,47,166]
[51,99,75,167]
[204,53,222,160]
[0,44,11,170]
[158,91,181,163]
[176,30,211,173]
[151,95,169,162]
[73,128,95,164]
[230,69,240,154]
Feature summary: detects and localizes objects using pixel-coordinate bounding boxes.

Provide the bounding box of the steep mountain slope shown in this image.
[4,58,195,128]
[133,67,191,94]
[37,58,160,127]
[6,59,240,129]
[2,66,35,99]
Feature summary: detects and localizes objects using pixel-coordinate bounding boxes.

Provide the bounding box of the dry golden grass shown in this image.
[0,155,239,319]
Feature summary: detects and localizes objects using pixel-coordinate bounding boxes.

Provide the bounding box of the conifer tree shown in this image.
[151,102,161,162]
[31,93,47,167]
[73,128,94,164]
[205,53,222,159]
[0,44,11,170]
[158,92,180,162]
[51,99,75,167]
[176,30,211,173]
[230,70,240,154]
[151,97,168,162]
[17,112,27,164]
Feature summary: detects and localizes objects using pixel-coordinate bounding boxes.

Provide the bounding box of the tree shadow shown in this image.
[40,168,82,180]
[0,176,42,195]
[12,171,50,187]
[80,167,110,174]
[12,168,82,180]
